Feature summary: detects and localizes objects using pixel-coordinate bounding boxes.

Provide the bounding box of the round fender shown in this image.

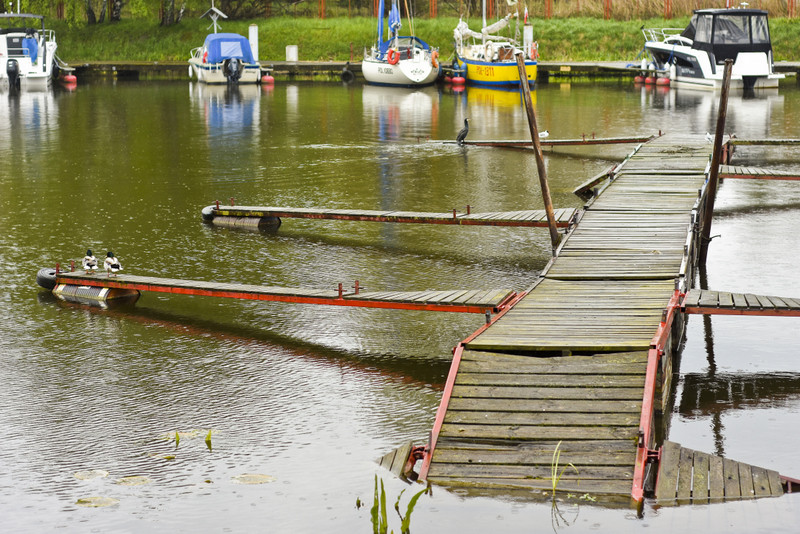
[36,267,57,290]
[341,68,355,83]
[431,50,439,69]
[387,49,399,65]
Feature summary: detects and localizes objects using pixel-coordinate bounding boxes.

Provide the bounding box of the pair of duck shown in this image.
[82,250,123,276]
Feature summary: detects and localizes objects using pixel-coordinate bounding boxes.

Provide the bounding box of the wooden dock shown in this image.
[202,205,576,228]
[53,271,517,314]
[656,441,783,504]
[412,132,795,503]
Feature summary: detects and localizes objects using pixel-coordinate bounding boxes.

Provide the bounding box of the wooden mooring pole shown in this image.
[515,53,561,253]
[699,59,733,264]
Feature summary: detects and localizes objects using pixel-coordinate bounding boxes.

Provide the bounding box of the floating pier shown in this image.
[400,132,799,504]
[201,204,576,229]
[48,271,518,315]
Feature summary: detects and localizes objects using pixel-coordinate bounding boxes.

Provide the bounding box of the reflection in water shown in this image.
[679,372,800,415]
[189,82,260,143]
[0,87,60,156]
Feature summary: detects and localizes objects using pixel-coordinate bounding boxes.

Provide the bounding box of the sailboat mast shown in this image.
[481,0,486,44]
[377,0,384,43]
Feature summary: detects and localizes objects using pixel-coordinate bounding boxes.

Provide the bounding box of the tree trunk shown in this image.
[86,0,97,24]
[161,0,175,26]
[111,0,123,22]
[98,1,106,23]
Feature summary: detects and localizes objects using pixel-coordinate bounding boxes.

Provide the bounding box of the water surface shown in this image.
[1,79,799,532]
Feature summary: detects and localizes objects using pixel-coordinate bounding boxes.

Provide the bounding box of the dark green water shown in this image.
[1,79,798,532]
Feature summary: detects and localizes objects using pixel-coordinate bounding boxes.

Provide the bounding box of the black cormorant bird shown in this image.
[456,118,469,145]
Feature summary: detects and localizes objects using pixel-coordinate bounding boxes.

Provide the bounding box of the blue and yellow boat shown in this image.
[453,13,538,88]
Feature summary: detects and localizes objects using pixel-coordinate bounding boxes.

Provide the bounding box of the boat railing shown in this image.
[642,27,685,43]
[190,46,202,60]
[42,29,55,44]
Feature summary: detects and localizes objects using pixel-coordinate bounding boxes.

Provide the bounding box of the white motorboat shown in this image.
[643,7,784,90]
[362,0,440,87]
[189,33,261,84]
[0,13,59,90]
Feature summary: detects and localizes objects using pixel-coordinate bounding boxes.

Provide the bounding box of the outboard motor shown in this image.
[223,58,243,84]
[6,59,20,92]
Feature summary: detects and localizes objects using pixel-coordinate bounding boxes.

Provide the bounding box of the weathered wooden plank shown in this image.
[708,454,725,501]
[389,441,413,477]
[739,462,756,499]
[692,451,711,503]
[451,384,645,400]
[428,463,633,481]
[426,475,634,495]
[430,447,636,467]
[455,373,646,388]
[767,469,784,496]
[751,466,772,498]
[676,447,694,504]
[683,290,702,308]
[698,290,720,308]
[717,291,734,308]
[438,423,637,441]
[443,410,640,426]
[723,457,741,498]
[447,397,642,413]
[732,292,748,309]
[655,441,681,501]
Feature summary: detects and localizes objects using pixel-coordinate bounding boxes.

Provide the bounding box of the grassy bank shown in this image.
[51,16,800,64]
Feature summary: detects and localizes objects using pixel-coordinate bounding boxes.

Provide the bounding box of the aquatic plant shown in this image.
[205,430,213,452]
[550,441,579,497]
[369,475,429,534]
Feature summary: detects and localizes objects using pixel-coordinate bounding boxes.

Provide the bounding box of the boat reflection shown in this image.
[189,82,260,143]
[0,86,62,154]
[636,83,782,138]
[361,84,440,141]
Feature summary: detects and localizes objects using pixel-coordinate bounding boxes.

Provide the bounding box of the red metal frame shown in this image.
[631,289,682,502]
[684,306,800,317]
[54,274,517,315]
[417,291,527,481]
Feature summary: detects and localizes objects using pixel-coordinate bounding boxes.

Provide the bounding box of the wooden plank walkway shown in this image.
[54,271,517,314]
[656,441,784,504]
[204,205,576,228]
[442,135,655,148]
[420,133,713,499]
[719,165,800,180]
[682,289,800,316]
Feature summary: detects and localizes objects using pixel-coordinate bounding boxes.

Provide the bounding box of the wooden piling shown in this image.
[515,52,561,253]
[699,59,733,263]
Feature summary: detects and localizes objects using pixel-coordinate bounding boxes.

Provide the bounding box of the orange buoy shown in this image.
[644,76,655,84]
[261,74,274,84]
[444,75,452,83]
[634,75,644,84]
[62,73,77,83]
[656,77,670,86]
[451,76,466,85]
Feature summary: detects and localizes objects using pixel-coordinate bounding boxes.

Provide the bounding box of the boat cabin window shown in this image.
[693,15,713,43]
[713,15,750,45]
[751,15,770,44]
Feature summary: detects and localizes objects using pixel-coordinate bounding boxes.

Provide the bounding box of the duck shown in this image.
[539,130,550,139]
[104,251,123,277]
[456,118,469,145]
[82,249,98,273]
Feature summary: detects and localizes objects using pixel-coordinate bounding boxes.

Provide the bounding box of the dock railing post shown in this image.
[699,59,733,264]
[515,52,561,253]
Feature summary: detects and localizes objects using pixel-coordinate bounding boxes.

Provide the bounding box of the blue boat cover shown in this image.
[23,37,37,62]
[376,36,431,58]
[203,33,254,64]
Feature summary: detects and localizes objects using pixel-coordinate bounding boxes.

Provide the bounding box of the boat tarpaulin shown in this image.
[203,33,255,64]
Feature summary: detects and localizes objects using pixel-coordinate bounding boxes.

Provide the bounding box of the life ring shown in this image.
[431,50,439,69]
[387,48,399,65]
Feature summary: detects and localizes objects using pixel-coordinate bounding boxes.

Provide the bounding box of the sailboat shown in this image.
[453,6,538,87]
[362,0,441,87]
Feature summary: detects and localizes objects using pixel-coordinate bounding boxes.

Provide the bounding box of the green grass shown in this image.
[50,16,800,64]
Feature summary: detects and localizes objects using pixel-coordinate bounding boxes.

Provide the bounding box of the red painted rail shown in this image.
[631,289,682,502]
[54,272,518,314]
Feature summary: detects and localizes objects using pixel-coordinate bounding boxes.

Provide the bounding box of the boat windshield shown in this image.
[687,12,771,45]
